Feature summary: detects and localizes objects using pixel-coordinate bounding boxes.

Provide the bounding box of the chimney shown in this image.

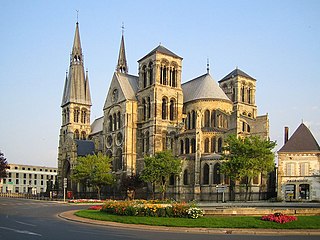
[284,127,289,144]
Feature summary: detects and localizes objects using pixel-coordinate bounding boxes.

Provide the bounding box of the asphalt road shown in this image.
[0,197,318,240]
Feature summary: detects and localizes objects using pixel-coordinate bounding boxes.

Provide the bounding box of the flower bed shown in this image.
[100,200,204,219]
[261,212,297,224]
[88,205,103,210]
[68,199,105,204]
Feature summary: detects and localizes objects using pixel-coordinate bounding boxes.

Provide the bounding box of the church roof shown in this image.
[182,73,231,103]
[219,68,255,83]
[117,72,139,100]
[138,45,182,62]
[75,140,95,156]
[104,72,138,109]
[90,116,103,135]
[278,123,320,152]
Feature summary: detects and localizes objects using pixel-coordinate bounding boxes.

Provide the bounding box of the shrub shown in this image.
[187,207,204,219]
[261,212,297,224]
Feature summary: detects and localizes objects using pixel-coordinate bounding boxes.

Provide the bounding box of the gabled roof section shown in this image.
[104,72,138,109]
[90,116,103,135]
[138,45,182,62]
[182,73,231,103]
[219,68,256,83]
[279,123,320,152]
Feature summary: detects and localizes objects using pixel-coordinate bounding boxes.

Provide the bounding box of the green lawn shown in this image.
[75,210,320,229]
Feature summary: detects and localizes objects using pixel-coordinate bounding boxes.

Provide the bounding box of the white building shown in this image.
[0,164,57,195]
[277,123,320,201]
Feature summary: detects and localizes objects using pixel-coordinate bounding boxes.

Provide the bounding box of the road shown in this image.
[0,197,318,240]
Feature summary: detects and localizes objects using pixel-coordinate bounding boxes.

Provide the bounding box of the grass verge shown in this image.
[75,210,320,229]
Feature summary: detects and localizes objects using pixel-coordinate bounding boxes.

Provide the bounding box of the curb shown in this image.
[58,210,320,236]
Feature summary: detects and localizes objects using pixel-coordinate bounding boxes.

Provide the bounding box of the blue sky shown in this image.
[0,0,319,167]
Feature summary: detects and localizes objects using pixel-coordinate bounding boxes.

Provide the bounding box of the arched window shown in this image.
[117,112,121,129]
[187,112,191,129]
[213,163,221,184]
[143,65,147,88]
[66,108,70,123]
[148,62,153,85]
[204,138,210,153]
[247,88,251,103]
[147,97,151,119]
[169,99,175,120]
[142,133,145,153]
[81,131,86,140]
[162,98,167,120]
[241,85,245,102]
[142,98,146,121]
[145,131,150,154]
[172,68,177,87]
[162,132,167,150]
[211,137,216,153]
[203,163,209,185]
[204,110,210,127]
[160,66,163,84]
[218,137,223,153]
[180,140,184,154]
[163,66,167,85]
[115,148,122,171]
[183,169,189,185]
[63,109,66,124]
[185,138,190,154]
[74,108,80,123]
[191,138,196,153]
[113,113,117,130]
[81,109,87,123]
[109,115,113,131]
[74,130,79,140]
[191,110,196,129]
[211,111,216,127]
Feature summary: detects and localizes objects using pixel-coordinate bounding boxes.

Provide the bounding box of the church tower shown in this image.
[135,45,183,171]
[58,21,92,191]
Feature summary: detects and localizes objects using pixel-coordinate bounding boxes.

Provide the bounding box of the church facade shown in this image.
[58,22,272,201]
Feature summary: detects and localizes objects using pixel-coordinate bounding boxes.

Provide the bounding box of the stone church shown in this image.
[58,22,271,200]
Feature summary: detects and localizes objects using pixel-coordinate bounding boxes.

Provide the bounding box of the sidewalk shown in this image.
[58,210,320,236]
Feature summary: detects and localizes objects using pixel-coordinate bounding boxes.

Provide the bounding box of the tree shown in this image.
[71,153,114,199]
[140,151,182,200]
[121,174,144,200]
[0,151,9,179]
[220,135,276,201]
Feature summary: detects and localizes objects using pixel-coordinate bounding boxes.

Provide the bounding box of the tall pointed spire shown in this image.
[116,23,128,74]
[61,22,91,107]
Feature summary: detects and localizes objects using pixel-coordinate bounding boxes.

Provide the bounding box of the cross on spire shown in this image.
[76,10,79,23]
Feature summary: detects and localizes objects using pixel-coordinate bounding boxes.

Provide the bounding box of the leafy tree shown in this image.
[140,151,182,200]
[71,153,114,199]
[0,151,9,179]
[220,135,276,201]
[121,174,144,200]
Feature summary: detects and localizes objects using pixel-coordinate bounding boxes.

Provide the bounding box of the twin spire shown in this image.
[61,21,91,107]
[116,23,128,74]
[62,21,128,107]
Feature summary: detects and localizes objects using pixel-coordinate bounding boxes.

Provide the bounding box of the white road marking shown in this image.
[0,226,42,236]
[15,220,37,227]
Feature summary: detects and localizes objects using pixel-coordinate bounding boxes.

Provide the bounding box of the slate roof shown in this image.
[75,140,95,156]
[219,68,255,83]
[117,72,139,100]
[182,73,231,103]
[278,123,320,152]
[90,116,103,135]
[138,45,182,62]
